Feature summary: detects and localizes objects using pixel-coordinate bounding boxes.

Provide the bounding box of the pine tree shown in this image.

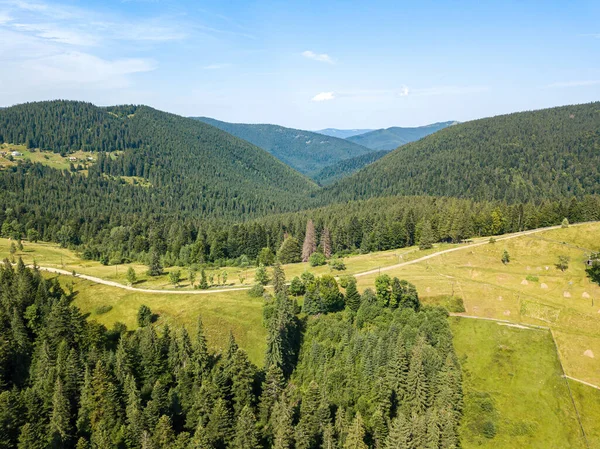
[148,249,163,276]
[277,237,302,264]
[153,415,175,448]
[205,398,232,448]
[295,381,321,449]
[344,412,367,449]
[302,220,317,262]
[272,395,294,449]
[137,304,153,327]
[405,339,428,416]
[272,261,287,297]
[48,378,72,447]
[232,406,259,449]
[385,413,411,449]
[125,374,145,448]
[259,363,285,426]
[345,278,361,311]
[320,227,332,258]
[199,269,209,289]
[418,221,435,250]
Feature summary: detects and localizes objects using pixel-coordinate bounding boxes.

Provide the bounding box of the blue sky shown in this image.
[0,0,599,129]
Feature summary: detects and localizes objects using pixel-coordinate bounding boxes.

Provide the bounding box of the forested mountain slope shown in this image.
[347,121,457,151]
[314,149,390,185]
[193,117,374,177]
[323,103,600,203]
[315,128,374,138]
[0,101,318,220]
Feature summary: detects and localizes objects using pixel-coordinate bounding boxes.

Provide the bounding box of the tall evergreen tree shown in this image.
[344,413,368,449]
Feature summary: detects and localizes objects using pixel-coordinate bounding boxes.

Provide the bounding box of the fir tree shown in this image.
[320,227,332,258]
[345,278,361,312]
[148,249,163,276]
[232,406,259,449]
[48,378,72,448]
[272,261,287,297]
[344,413,368,449]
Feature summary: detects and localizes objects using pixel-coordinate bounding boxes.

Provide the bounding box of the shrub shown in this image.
[526,275,539,282]
[248,283,265,297]
[309,252,326,267]
[482,421,497,439]
[95,305,113,315]
[329,257,346,271]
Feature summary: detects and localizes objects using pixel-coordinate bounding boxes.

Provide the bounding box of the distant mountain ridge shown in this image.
[347,121,458,150]
[315,128,374,139]
[321,103,600,203]
[192,117,375,178]
[314,149,391,185]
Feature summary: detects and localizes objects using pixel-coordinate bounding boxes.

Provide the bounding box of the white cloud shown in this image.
[311,91,335,102]
[0,11,12,24]
[545,80,600,88]
[302,50,334,64]
[203,63,232,70]
[12,22,98,45]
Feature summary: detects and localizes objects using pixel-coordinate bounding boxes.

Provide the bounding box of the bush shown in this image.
[309,252,326,267]
[329,257,346,271]
[248,283,265,297]
[525,275,539,282]
[95,305,113,315]
[482,421,497,439]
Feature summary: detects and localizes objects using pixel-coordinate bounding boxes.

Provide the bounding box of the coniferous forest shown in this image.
[0,99,599,448]
[0,260,460,448]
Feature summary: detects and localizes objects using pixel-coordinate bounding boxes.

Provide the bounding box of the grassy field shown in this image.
[357,223,600,385]
[65,276,267,366]
[569,380,600,448]
[451,317,587,448]
[0,236,460,291]
[0,143,95,170]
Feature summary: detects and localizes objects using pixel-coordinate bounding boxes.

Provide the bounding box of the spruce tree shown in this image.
[418,221,435,250]
[48,378,72,448]
[345,278,361,312]
[148,249,163,276]
[232,406,259,449]
[385,413,411,449]
[320,227,332,258]
[272,261,287,297]
[344,412,368,449]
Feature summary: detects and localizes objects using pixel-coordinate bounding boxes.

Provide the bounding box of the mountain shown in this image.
[0,101,318,222]
[322,103,600,203]
[314,149,390,185]
[347,121,457,150]
[314,128,374,139]
[193,117,375,177]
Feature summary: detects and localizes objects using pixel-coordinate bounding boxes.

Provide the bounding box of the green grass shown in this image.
[0,143,95,171]
[451,317,586,448]
[569,380,600,448]
[357,222,600,384]
[65,276,267,366]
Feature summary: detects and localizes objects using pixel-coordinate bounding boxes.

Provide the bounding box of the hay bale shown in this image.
[521,279,529,285]
[540,283,548,289]
[582,292,590,298]
[563,291,571,298]
[584,350,595,358]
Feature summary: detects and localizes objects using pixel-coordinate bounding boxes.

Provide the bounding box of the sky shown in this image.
[0,0,599,129]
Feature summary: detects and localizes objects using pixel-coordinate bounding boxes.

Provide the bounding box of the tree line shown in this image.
[0,259,461,448]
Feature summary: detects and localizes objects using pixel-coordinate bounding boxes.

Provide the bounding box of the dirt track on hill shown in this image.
[32,221,586,294]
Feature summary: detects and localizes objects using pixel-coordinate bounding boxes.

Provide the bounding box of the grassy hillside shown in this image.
[194,116,375,177]
[451,317,587,448]
[324,103,600,203]
[314,149,390,185]
[356,222,600,385]
[347,121,456,150]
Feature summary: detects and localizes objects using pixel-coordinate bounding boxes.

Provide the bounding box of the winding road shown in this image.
[32,221,586,294]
